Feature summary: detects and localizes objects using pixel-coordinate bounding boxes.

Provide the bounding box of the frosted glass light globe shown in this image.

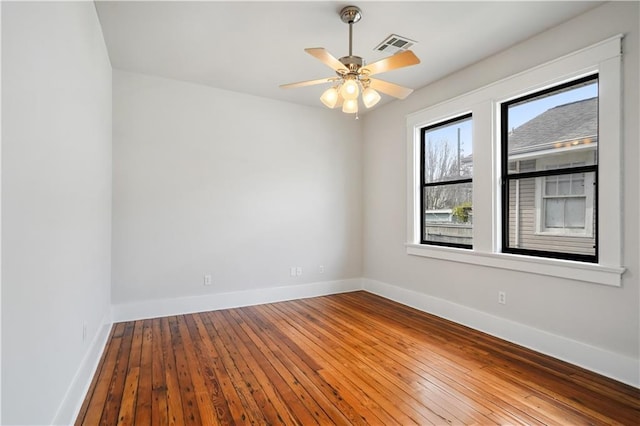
[340,79,360,100]
[362,87,381,108]
[320,87,339,108]
[342,98,358,114]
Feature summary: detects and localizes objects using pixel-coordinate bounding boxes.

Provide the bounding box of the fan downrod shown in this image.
[338,6,363,73]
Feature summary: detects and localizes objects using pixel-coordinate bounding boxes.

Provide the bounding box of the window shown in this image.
[501,75,598,262]
[538,156,595,236]
[543,167,587,230]
[406,36,623,286]
[421,114,473,248]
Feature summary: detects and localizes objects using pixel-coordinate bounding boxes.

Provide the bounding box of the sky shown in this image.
[508,82,598,130]
[425,80,598,159]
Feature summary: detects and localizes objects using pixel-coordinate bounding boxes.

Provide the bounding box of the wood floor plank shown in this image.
[217,309,299,424]
[228,306,332,424]
[160,316,186,425]
[267,301,431,424]
[75,323,121,426]
[297,296,523,424]
[167,316,202,425]
[327,294,566,424]
[286,299,470,425]
[117,320,144,425]
[242,305,365,425]
[339,301,550,425]
[77,291,640,425]
[324,293,575,424]
[210,309,285,423]
[203,310,273,424]
[194,312,253,423]
[278,300,532,423]
[99,322,135,425]
[133,320,153,425]
[174,315,219,425]
[264,302,418,425]
[150,319,169,426]
[182,314,234,424]
[227,308,321,425]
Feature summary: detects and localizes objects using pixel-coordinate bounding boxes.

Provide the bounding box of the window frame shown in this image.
[500,74,599,263]
[406,35,624,287]
[420,113,473,249]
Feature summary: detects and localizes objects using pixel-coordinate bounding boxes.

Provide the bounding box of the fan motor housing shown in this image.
[339,55,364,73]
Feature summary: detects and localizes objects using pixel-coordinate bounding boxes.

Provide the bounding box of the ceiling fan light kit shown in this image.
[280,5,420,115]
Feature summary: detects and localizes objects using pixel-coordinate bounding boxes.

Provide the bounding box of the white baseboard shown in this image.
[362,278,640,388]
[112,278,364,322]
[52,311,113,425]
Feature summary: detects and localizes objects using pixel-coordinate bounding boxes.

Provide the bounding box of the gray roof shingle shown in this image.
[509,97,597,153]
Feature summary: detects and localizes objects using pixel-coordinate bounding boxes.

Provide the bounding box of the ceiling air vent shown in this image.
[374,34,417,54]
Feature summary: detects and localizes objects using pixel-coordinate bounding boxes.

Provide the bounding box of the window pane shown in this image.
[544,198,564,227]
[565,198,586,227]
[545,178,557,196]
[570,173,585,195]
[544,197,586,229]
[424,116,472,183]
[506,80,598,168]
[423,182,472,246]
[506,176,595,257]
[557,175,571,195]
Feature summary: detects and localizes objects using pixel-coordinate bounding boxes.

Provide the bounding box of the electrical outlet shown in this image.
[290,267,296,277]
[498,291,507,305]
[296,266,303,276]
[319,265,325,274]
[204,274,212,286]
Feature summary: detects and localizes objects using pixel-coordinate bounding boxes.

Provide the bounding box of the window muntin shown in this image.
[501,75,598,262]
[421,114,473,248]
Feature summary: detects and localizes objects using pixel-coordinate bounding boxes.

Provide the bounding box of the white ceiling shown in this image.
[95,1,602,111]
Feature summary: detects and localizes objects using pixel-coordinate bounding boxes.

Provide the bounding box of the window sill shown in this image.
[406,243,625,287]
[534,231,592,237]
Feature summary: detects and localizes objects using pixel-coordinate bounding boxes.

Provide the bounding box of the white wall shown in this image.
[1,2,112,424]
[362,1,639,385]
[112,71,362,308]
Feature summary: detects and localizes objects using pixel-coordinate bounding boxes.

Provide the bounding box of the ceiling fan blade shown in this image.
[369,78,414,99]
[362,50,420,76]
[305,48,348,73]
[280,77,338,89]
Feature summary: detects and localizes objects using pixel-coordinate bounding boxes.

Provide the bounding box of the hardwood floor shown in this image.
[76,291,639,425]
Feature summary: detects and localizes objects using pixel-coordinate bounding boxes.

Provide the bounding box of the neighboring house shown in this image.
[507,97,597,255]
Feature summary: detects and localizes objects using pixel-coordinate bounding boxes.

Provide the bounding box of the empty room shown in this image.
[1,1,639,424]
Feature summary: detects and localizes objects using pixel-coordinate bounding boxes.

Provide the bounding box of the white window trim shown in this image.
[406,35,625,287]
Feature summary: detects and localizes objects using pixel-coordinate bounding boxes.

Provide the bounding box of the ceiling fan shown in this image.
[280,5,421,114]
